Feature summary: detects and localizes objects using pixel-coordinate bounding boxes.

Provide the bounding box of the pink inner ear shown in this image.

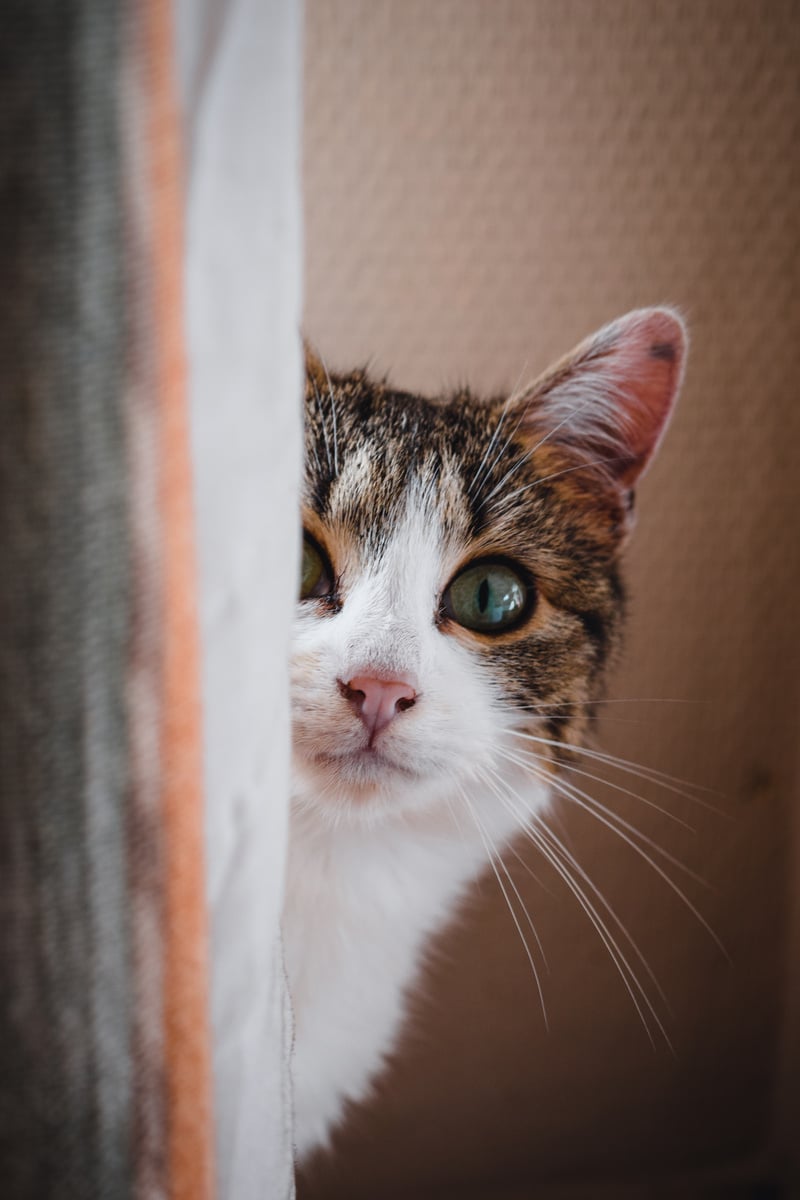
[507,306,687,494]
[611,309,686,487]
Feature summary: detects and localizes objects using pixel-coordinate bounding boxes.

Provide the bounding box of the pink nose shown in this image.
[339,675,417,738]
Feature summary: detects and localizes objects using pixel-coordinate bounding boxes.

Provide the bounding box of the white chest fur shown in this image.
[283,780,544,1161]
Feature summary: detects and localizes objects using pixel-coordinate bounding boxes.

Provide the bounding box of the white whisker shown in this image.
[535,816,672,1015]
[311,377,333,473]
[443,792,469,846]
[502,728,726,812]
[319,354,340,476]
[468,395,513,498]
[478,761,669,1046]
[539,767,727,957]
[459,786,549,1026]
[500,832,557,900]
[308,436,323,475]
[542,762,711,886]
[472,774,551,970]
[481,760,672,1007]
[489,454,629,513]
[480,379,628,508]
[472,401,537,497]
[479,438,539,506]
[495,743,695,832]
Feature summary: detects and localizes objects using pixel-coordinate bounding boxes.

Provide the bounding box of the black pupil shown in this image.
[477,578,490,613]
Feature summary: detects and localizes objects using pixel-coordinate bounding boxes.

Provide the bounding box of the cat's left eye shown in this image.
[442,559,532,634]
[300,534,334,600]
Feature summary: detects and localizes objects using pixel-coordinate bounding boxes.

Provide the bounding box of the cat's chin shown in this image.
[294,745,410,793]
[292,747,460,825]
[313,745,421,788]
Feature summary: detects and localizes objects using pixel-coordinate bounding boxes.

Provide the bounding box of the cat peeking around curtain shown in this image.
[283,308,687,1161]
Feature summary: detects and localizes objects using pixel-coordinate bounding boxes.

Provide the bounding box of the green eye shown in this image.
[443,560,531,633]
[300,534,333,600]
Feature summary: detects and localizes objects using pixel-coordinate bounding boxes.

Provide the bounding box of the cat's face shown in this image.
[291,310,685,826]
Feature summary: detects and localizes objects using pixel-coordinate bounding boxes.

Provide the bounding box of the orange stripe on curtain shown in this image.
[142,1,214,1196]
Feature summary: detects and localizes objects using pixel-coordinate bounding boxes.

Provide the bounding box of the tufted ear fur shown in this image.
[304,340,329,394]
[507,307,687,491]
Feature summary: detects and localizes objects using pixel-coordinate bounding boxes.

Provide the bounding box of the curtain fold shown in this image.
[178,0,302,1194]
[0,1,301,1195]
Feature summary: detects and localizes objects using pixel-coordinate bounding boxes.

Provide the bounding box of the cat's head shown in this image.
[291,309,686,827]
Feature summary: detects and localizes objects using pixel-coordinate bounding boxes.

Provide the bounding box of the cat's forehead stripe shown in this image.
[305,377,480,550]
[306,376,488,532]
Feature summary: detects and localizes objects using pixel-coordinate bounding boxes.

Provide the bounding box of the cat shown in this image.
[283,307,687,1162]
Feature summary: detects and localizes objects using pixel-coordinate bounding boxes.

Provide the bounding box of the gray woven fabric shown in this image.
[0,4,133,1197]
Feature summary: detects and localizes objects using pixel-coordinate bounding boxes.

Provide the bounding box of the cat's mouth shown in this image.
[311,745,421,785]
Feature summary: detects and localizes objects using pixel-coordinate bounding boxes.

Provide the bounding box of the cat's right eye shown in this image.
[300,533,334,600]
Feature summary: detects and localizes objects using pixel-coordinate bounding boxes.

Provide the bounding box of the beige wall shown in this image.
[300,2,800,1195]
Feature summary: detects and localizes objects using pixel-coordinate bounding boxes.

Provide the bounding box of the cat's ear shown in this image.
[508,307,687,490]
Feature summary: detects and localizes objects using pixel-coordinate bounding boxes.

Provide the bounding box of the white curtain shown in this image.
[176,0,303,1195]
